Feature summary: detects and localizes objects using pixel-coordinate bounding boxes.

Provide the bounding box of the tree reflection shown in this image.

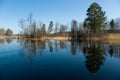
[59,40,67,49]
[71,40,77,55]
[38,40,46,55]
[47,40,53,53]
[29,40,37,55]
[0,38,13,44]
[109,44,120,58]
[82,42,105,73]
[109,45,114,57]
[17,39,120,69]
[0,39,5,44]
[6,38,13,44]
[54,40,59,52]
[19,39,46,63]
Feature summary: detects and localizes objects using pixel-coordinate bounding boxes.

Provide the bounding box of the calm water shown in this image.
[0,39,120,80]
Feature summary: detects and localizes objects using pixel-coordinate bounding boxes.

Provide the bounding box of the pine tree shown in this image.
[48,21,53,35]
[83,19,88,31]
[110,19,114,30]
[86,2,107,33]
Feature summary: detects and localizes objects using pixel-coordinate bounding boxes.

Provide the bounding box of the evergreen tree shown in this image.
[83,19,88,30]
[86,2,107,33]
[110,19,114,30]
[48,21,53,35]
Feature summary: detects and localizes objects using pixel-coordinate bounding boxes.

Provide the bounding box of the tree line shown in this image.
[18,13,69,38]
[18,2,120,39]
[0,28,13,36]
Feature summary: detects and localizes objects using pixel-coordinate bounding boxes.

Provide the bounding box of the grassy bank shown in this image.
[13,33,120,43]
[86,33,120,44]
[49,37,71,40]
[15,36,71,41]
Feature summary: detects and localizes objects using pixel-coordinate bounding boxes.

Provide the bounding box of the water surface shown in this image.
[0,39,120,80]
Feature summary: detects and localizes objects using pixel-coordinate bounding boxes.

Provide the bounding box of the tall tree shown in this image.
[83,19,88,30]
[54,22,59,36]
[0,28,5,35]
[40,24,46,37]
[19,13,37,38]
[60,24,67,37]
[86,2,107,33]
[19,18,28,36]
[71,20,78,38]
[54,22,59,32]
[31,21,37,38]
[48,21,53,35]
[115,18,120,30]
[5,28,13,36]
[27,14,36,38]
[110,19,115,30]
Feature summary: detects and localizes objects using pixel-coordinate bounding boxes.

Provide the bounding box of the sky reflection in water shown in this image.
[0,39,120,80]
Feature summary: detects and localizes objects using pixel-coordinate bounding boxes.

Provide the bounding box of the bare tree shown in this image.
[71,20,78,38]
[19,18,28,37]
[115,18,120,30]
[27,13,35,38]
[30,21,37,38]
[19,13,38,38]
[54,22,59,36]
[60,24,67,37]
[5,28,13,36]
[0,28,5,35]
[40,24,46,37]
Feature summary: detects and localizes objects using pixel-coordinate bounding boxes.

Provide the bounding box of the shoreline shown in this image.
[1,33,120,44]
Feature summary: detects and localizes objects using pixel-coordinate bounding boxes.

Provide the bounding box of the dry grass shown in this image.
[87,33,120,44]
[13,33,120,44]
[50,37,71,40]
[107,33,120,40]
[0,35,4,37]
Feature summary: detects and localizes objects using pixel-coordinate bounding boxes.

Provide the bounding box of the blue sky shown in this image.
[0,0,120,34]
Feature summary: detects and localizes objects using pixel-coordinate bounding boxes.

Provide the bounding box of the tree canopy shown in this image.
[86,2,107,33]
[110,19,115,30]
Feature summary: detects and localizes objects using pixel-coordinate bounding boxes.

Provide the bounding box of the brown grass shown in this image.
[0,35,4,37]
[86,33,120,44]
[50,37,71,40]
[107,33,120,40]
[13,33,120,44]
